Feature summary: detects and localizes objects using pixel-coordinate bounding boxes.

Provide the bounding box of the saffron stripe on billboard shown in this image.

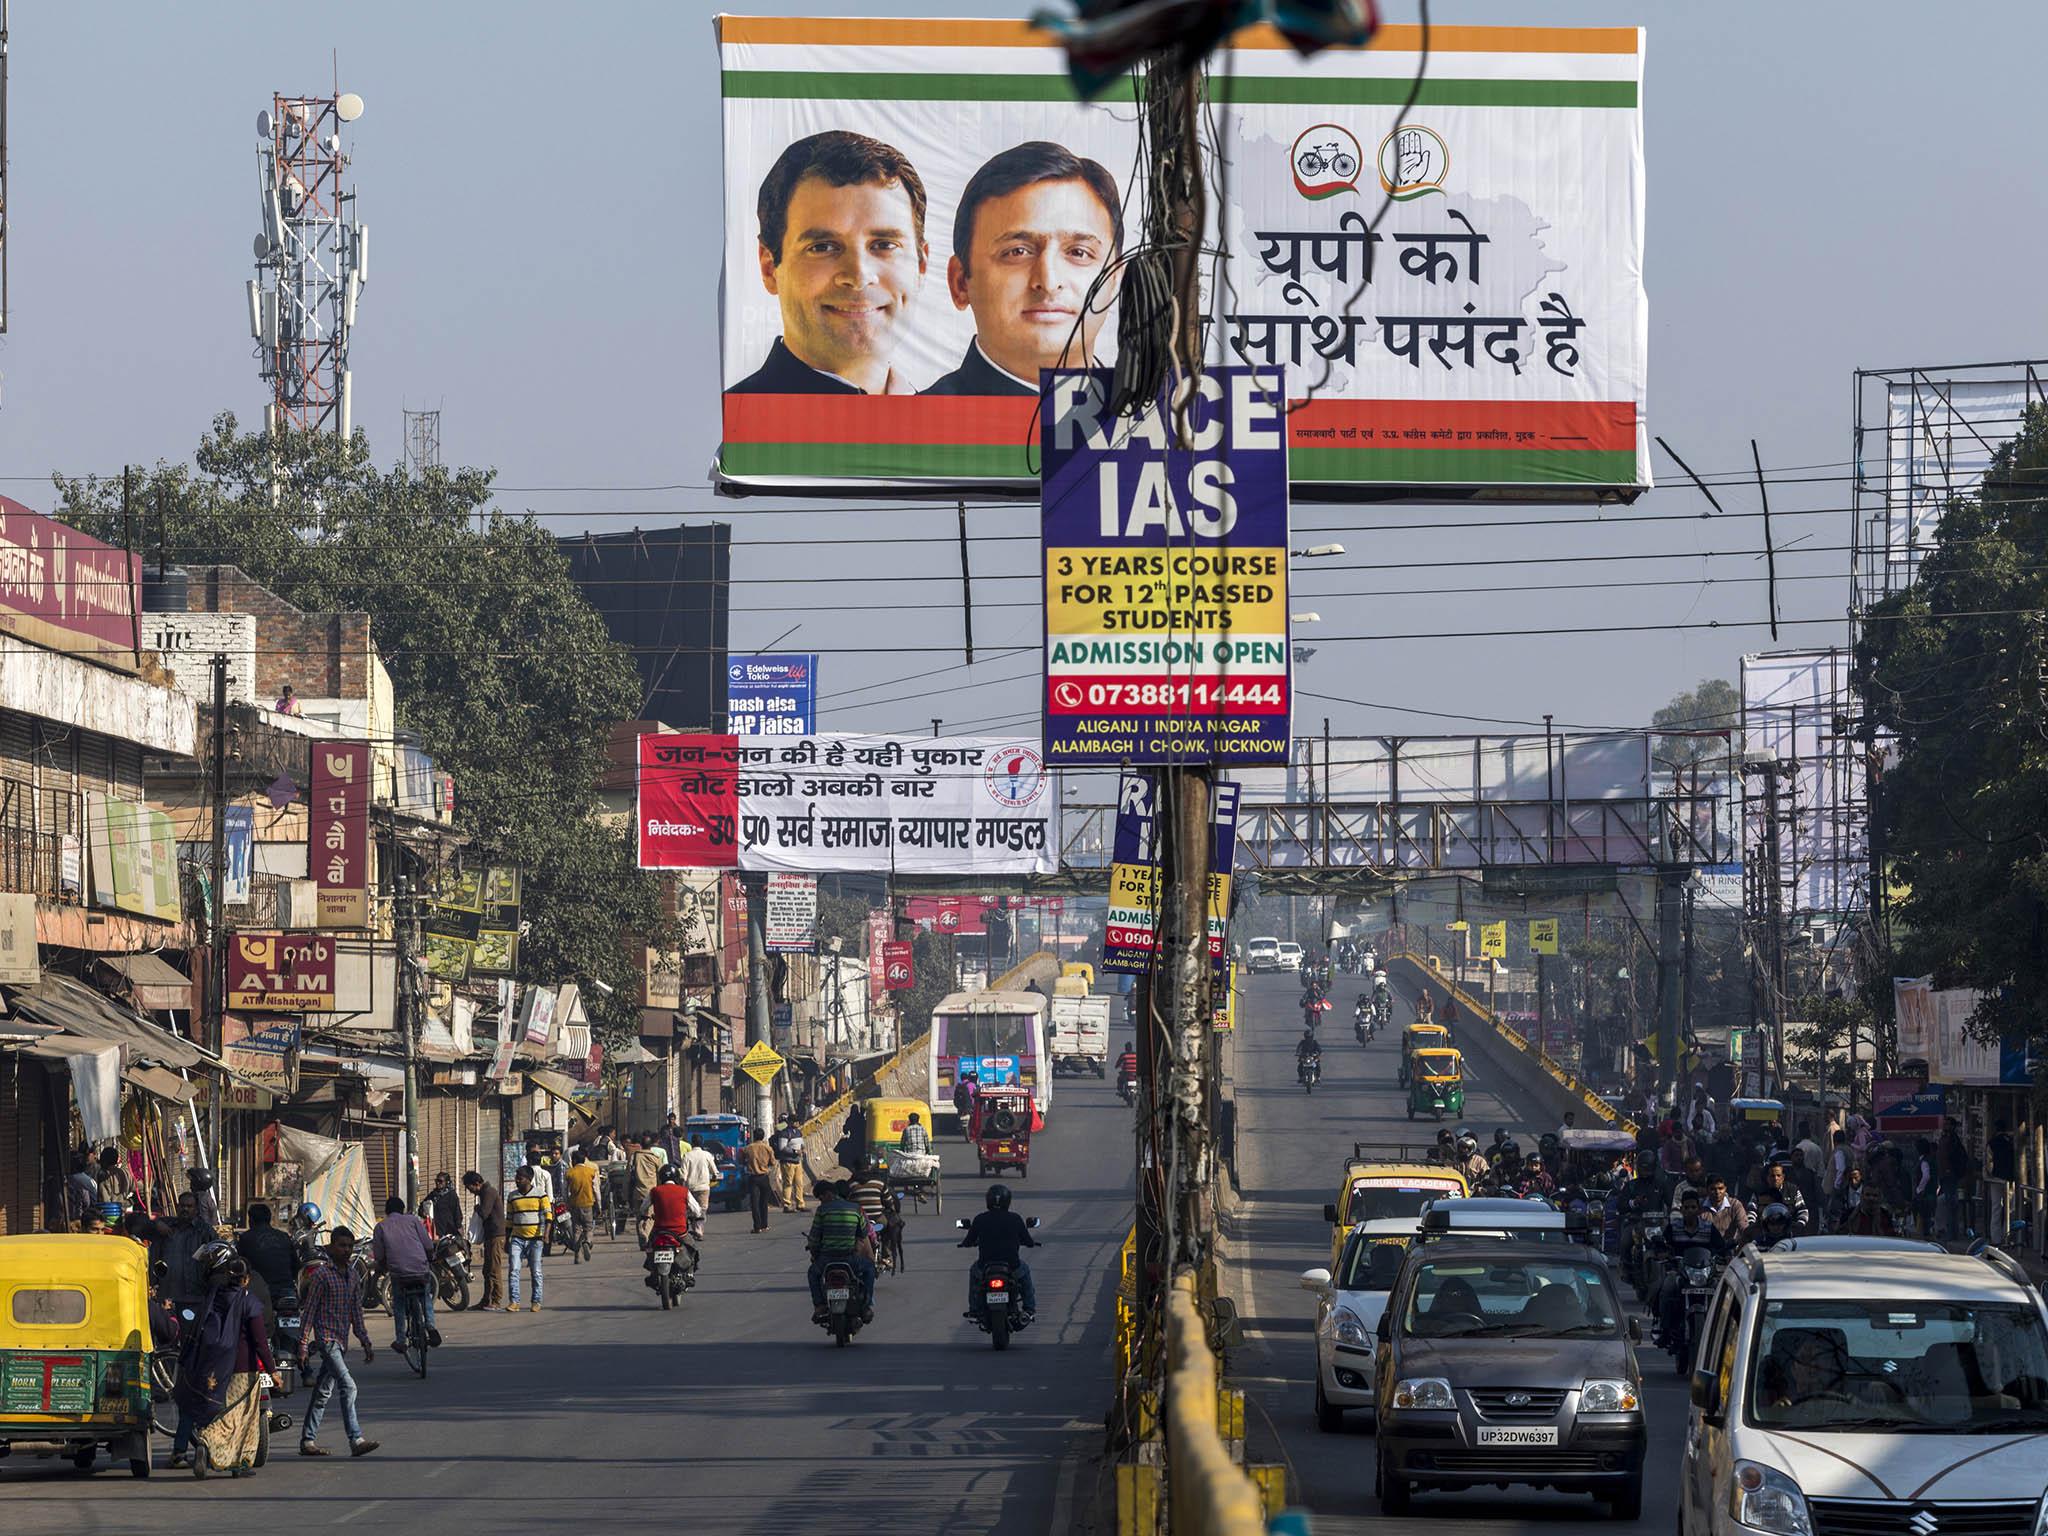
[723,70,1637,109]
[718,18,1641,54]
[721,395,1637,450]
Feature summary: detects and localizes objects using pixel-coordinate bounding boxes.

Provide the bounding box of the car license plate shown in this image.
[1476,1426,1558,1446]
[652,1250,674,1266]
[825,1287,852,1302]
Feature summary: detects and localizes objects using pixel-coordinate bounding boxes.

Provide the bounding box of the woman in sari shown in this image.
[172,1241,275,1478]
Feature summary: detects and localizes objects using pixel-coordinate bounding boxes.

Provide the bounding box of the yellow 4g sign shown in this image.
[1529,918,1560,956]
[1480,921,1507,959]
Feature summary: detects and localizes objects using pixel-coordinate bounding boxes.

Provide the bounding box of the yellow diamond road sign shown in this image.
[738,1041,785,1085]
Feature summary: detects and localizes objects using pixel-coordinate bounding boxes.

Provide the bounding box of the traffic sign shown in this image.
[737,1041,785,1085]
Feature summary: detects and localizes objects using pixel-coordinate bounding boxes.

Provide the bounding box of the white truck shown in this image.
[1049,983,1111,1077]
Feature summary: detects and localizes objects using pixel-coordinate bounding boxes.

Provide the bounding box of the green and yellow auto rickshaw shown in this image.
[1406,1047,1465,1121]
[865,1097,942,1211]
[0,1235,157,1477]
[1397,1022,1449,1087]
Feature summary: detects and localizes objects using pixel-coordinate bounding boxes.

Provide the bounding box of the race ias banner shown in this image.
[637,732,1057,875]
[713,18,1647,499]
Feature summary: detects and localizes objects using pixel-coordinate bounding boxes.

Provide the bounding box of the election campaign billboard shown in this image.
[637,732,1057,875]
[714,18,1648,501]
[1042,366,1289,765]
[727,653,818,735]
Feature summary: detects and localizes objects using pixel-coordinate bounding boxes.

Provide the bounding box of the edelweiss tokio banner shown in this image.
[714,17,1648,499]
[638,732,1057,875]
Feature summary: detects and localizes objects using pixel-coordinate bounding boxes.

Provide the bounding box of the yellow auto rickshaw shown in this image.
[1398,1022,1449,1087]
[1407,1047,1465,1121]
[0,1235,158,1477]
[865,1096,943,1211]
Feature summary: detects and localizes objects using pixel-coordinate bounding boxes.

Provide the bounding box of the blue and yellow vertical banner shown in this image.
[1101,771,1241,981]
[1041,367,1291,766]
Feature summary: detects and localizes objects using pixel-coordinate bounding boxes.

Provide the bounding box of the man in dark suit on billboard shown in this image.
[925,141,1123,396]
[730,130,929,396]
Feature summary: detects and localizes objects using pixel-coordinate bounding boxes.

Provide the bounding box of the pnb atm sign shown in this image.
[1040,368,1291,766]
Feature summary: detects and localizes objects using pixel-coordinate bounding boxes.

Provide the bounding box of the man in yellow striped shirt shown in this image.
[505,1166,550,1312]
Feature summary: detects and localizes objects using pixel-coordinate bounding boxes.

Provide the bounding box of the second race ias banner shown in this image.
[638,732,1057,875]
[714,18,1648,500]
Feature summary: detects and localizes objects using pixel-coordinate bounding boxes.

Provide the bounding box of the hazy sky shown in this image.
[5,2,2042,743]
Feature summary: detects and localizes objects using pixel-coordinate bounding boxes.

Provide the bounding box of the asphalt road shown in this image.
[4,1071,1136,1536]
[1227,969,1687,1534]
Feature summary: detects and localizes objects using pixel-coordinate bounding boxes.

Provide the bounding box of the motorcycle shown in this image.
[267,1288,303,1397]
[644,1229,699,1311]
[1354,1000,1373,1045]
[1117,1070,1137,1107]
[816,1257,870,1346]
[1298,1052,1322,1093]
[958,1216,1042,1351]
[431,1233,474,1312]
[1668,1243,1722,1375]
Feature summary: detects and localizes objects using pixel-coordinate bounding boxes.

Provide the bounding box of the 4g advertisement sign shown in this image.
[1042,368,1290,766]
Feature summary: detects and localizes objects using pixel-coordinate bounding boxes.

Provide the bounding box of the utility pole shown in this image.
[395,852,421,1207]
[744,875,774,1133]
[206,655,229,1173]
[1655,868,1684,1108]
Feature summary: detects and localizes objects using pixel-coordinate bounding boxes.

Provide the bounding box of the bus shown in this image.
[930,989,1051,1129]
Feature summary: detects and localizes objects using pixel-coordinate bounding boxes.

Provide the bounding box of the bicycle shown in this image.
[1295,142,1357,180]
[394,1277,434,1379]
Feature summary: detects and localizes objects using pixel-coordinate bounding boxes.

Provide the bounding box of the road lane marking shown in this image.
[336,1500,386,1524]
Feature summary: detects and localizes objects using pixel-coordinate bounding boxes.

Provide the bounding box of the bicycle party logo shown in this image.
[1290,123,1361,200]
[1377,125,1450,199]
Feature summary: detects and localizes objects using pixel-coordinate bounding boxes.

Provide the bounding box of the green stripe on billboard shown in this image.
[723,71,1636,109]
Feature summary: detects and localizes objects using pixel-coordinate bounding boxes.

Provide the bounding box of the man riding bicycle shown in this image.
[371,1196,439,1350]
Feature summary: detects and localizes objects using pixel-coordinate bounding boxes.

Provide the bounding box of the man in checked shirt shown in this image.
[297,1227,380,1458]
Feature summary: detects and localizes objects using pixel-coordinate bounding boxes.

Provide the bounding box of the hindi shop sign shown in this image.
[764,873,818,953]
[636,733,1056,876]
[310,742,370,928]
[726,653,818,736]
[712,20,1647,500]
[0,497,144,666]
[227,931,337,1012]
[1042,368,1290,766]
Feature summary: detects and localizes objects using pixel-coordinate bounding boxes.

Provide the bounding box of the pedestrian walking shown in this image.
[660,1111,684,1166]
[506,1166,549,1310]
[173,1244,275,1478]
[738,1127,778,1232]
[681,1136,720,1237]
[630,1135,665,1223]
[463,1171,508,1309]
[564,1148,600,1255]
[419,1170,463,1238]
[772,1114,809,1212]
[297,1228,379,1459]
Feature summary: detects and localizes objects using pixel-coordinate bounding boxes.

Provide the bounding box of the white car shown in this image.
[1681,1237,2048,1536]
[1245,937,1282,973]
[1275,941,1304,972]
[1300,1216,1418,1429]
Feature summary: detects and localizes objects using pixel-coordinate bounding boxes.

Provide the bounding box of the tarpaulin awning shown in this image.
[124,1063,200,1105]
[6,972,209,1069]
[96,953,195,1012]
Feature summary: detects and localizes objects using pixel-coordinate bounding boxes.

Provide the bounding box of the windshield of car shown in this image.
[1249,940,1278,955]
[1748,1300,2048,1432]
[1400,1257,1620,1339]
[939,1014,1033,1058]
[1337,1235,1409,1292]
[1348,1179,1461,1223]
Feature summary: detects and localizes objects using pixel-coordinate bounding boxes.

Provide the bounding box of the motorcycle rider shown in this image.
[236,1202,299,1309]
[418,1172,463,1240]
[644,1164,702,1291]
[287,1201,326,1272]
[1295,1026,1323,1083]
[1746,1200,1796,1250]
[1752,1159,1812,1235]
[1457,1133,1489,1187]
[806,1178,876,1323]
[1516,1151,1557,1200]
[1114,1042,1138,1097]
[960,1183,1038,1323]
[1653,1189,1726,1348]
[1698,1173,1748,1242]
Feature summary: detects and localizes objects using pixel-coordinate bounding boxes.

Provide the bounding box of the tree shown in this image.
[1651,678,1740,770]
[55,417,673,1048]
[1856,405,2048,1056]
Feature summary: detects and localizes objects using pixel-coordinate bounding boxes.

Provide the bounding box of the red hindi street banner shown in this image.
[866,907,891,1007]
[880,940,914,993]
[310,742,370,928]
[637,732,739,868]
[227,930,337,1012]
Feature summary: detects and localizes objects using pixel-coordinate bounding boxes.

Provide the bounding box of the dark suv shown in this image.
[1374,1237,1646,1517]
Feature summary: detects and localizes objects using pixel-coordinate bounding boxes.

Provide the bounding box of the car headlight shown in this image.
[1391,1377,1456,1410]
[1332,1312,1371,1348]
[1579,1378,1640,1413]
[1733,1460,1812,1536]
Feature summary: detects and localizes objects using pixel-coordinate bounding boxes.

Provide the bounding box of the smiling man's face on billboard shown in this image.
[761,176,925,389]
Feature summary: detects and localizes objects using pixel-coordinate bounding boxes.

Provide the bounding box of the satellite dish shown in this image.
[256,108,273,138]
[336,92,364,122]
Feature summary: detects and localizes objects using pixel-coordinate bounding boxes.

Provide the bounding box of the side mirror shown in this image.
[1299,1267,1332,1293]
[1323,1203,1340,1224]
[1376,1310,1393,1342]
[1628,1318,1643,1345]
[954,1218,971,1230]
[1690,1368,1722,1419]
[1025,1216,1041,1229]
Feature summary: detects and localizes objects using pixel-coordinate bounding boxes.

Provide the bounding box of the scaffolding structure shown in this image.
[248,92,367,437]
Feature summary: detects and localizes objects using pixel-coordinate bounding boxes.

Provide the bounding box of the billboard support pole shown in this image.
[957,501,975,666]
[1655,867,1683,1107]
[744,874,774,1135]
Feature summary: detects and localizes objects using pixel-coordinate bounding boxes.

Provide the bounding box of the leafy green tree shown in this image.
[55,417,671,1048]
[1652,677,1740,770]
[1856,405,2048,1055]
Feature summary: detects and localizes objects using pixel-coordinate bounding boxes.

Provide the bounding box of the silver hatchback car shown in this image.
[1373,1237,1647,1518]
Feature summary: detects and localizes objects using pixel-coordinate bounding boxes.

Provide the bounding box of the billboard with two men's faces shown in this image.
[715,16,1648,500]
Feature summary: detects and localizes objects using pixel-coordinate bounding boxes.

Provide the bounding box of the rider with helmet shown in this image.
[1747,1201,1796,1251]
[288,1201,326,1272]
[1517,1152,1558,1200]
[1457,1132,1488,1187]
[960,1183,1039,1322]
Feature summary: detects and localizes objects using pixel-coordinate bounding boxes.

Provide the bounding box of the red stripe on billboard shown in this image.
[722,394,1633,450]
[1047,675,1290,715]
